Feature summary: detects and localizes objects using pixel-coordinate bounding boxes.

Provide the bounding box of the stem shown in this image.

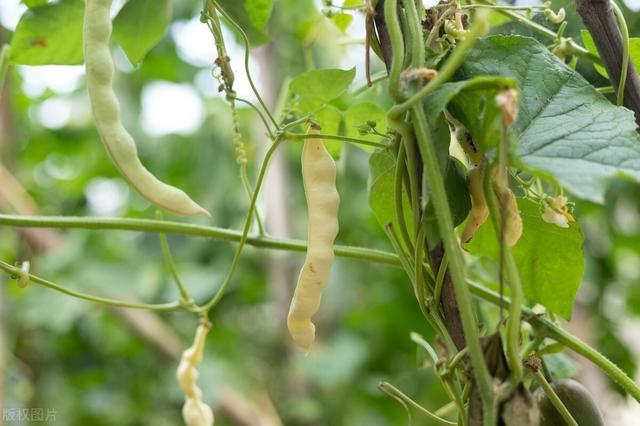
[200,136,285,312]
[240,165,266,235]
[236,97,275,139]
[521,336,544,358]
[156,212,191,302]
[384,0,405,101]
[205,3,234,91]
[611,0,629,106]
[433,252,448,310]
[402,0,425,68]
[401,128,421,238]
[0,45,10,93]
[447,347,469,372]
[287,133,387,149]
[434,401,458,418]
[351,72,389,96]
[211,0,278,127]
[414,227,430,318]
[410,331,439,363]
[0,260,183,312]
[230,100,266,235]
[596,86,615,94]
[412,104,495,424]
[395,143,416,254]
[379,381,457,425]
[379,384,413,424]
[461,4,546,11]
[0,214,399,266]
[531,369,579,426]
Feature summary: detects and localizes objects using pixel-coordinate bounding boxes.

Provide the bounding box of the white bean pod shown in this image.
[287,132,340,352]
[83,0,208,216]
[176,323,214,426]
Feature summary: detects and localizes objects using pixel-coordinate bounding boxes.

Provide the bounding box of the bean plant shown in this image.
[1,0,640,424]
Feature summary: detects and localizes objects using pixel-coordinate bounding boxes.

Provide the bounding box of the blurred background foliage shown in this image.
[0,0,640,425]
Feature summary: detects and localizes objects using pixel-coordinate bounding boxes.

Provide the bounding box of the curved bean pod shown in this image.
[177,322,214,426]
[287,131,340,352]
[461,163,489,245]
[492,172,523,247]
[83,0,208,216]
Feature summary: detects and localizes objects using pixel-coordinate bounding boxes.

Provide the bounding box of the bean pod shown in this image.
[492,175,523,247]
[461,162,489,245]
[176,323,214,426]
[287,131,340,352]
[83,0,208,216]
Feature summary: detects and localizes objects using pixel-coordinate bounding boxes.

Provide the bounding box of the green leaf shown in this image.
[448,89,503,150]
[22,0,48,8]
[314,105,344,159]
[368,150,413,236]
[331,13,353,33]
[368,150,398,229]
[112,0,172,65]
[581,30,640,79]
[458,35,640,203]
[290,68,356,104]
[544,352,581,382]
[422,76,516,157]
[217,0,273,46]
[466,198,584,319]
[344,102,388,152]
[10,0,84,65]
[423,76,517,121]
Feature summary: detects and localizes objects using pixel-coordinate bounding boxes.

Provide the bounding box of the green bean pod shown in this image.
[83,0,208,216]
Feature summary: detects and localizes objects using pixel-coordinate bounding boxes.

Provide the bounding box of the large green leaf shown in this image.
[217,0,273,46]
[10,0,84,65]
[466,199,584,319]
[457,35,640,203]
[113,0,172,65]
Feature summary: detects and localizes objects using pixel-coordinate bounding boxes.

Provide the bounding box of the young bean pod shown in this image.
[83,0,208,217]
[176,322,214,426]
[461,162,489,245]
[287,130,340,352]
[493,177,523,247]
[457,127,488,246]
